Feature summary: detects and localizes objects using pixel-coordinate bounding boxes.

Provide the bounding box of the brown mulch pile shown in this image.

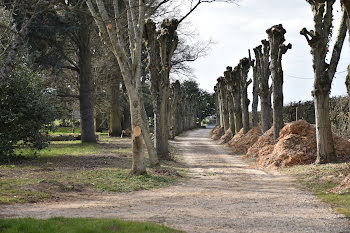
[329,173,350,194]
[211,127,225,140]
[218,129,233,144]
[246,127,276,159]
[229,126,263,155]
[253,120,350,168]
[227,128,244,147]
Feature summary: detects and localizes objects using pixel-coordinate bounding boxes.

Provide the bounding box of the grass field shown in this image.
[0,217,183,233]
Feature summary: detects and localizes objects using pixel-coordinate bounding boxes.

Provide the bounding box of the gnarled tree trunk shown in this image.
[239,58,252,134]
[254,41,272,133]
[300,2,347,163]
[267,24,291,139]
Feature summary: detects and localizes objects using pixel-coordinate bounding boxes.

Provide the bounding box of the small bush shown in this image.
[0,65,56,160]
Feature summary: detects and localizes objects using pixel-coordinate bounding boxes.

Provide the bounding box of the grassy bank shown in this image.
[282,163,350,217]
[0,136,186,204]
[0,217,183,233]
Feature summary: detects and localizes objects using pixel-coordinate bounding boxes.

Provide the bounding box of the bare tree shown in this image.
[254,40,272,133]
[86,0,159,174]
[267,24,291,139]
[300,0,348,164]
[249,50,259,128]
[224,66,236,135]
[239,58,252,134]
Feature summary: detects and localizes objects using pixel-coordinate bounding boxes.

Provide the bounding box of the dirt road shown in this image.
[1,129,350,233]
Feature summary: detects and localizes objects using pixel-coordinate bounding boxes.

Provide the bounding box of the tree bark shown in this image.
[254,42,272,133]
[218,77,229,131]
[251,60,259,128]
[109,73,122,137]
[232,67,243,133]
[240,58,252,134]
[314,90,336,164]
[267,24,291,139]
[300,2,347,163]
[78,16,96,143]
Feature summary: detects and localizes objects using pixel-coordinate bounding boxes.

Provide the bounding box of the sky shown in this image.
[177,0,350,105]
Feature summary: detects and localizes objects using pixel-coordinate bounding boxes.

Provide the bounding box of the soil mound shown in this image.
[211,127,225,140]
[218,129,233,144]
[229,126,262,155]
[254,120,350,168]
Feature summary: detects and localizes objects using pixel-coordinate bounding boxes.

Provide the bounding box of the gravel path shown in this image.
[1,129,350,233]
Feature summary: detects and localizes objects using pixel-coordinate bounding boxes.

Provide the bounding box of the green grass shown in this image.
[0,168,178,204]
[0,217,183,233]
[16,141,102,157]
[283,163,350,217]
[0,136,184,204]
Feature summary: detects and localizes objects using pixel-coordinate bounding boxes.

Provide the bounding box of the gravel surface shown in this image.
[1,129,350,233]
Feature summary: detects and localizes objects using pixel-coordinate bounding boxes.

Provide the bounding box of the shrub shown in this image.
[0,65,56,160]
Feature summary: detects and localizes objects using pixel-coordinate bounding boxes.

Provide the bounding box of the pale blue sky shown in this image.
[178,0,350,105]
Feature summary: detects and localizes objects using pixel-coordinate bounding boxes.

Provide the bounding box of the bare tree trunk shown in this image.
[254,41,272,133]
[240,58,252,134]
[251,71,259,128]
[214,86,221,127]
[300,2,347,163]
[343,0,350,134]
[249,50,259,128]
[314,90,336,164]
[232,67,243,133]
[109,73,122,137]
[267,24,291,139]
[218,78,229,131]
[78,18,96,143]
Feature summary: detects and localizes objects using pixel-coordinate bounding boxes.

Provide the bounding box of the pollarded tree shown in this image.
[144,18,179,160]
[254,40,272,133]
[232,66,243,133]
[267,24,292,139]
[224,66,236,135]
[239,58,252,134]
[86,0,159,174]
[214,85,221,127]
[249,50,260,128]
[217,76,230,131]
[300,0,348,164]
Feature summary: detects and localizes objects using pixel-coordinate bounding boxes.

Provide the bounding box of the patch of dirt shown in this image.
[218,129,233,144]
[211,127,225,140]
[229,126,262,155]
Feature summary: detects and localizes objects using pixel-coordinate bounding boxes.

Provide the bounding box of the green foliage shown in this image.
[0,66,56,160]
[0,217,183,233]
